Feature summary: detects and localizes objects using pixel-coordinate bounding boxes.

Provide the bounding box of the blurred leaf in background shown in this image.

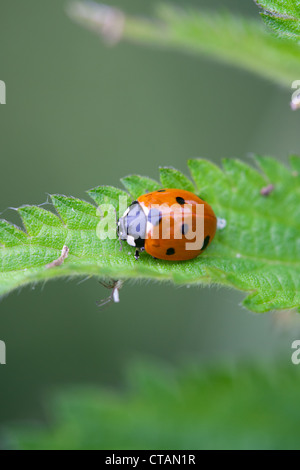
[68,1,300,87]
[6,361,300,450]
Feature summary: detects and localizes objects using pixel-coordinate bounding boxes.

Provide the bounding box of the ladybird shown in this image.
[117,189,217,261]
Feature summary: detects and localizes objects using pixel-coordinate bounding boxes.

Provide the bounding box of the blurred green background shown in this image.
[0,0,300,431]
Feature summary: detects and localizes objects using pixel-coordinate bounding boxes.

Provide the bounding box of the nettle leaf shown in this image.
[256,0,300,40]
[159,167,195,192]
[121,175,162,200]
[7,362,300,450]
[0,156,300,313]
[67,2,300,87]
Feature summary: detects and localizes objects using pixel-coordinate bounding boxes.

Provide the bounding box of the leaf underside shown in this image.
[8,362,300,450]
[0,156,300,313]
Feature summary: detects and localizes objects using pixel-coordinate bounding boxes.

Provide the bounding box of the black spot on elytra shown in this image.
[176,196,185,205]
[157,189,166,193]
[181,224,189,236]
[201,235,210,251]
[166,247,175,256]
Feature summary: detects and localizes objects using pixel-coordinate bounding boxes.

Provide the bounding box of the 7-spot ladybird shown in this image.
[117,189,217,261]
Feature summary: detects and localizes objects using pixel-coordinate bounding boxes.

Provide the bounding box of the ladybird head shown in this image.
[117,202,147,248]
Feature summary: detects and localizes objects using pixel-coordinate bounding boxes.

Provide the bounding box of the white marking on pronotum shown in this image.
[46,246,69,269]
[217,217,227,230]
[126,235,136,247]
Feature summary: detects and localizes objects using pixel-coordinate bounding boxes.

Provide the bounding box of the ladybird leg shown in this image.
[134,249,140,261]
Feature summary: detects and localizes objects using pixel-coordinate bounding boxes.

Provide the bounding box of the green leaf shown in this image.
[67,2,300,87]
[87,186,130,210]
[7,362,300,450]
[121,175,161,199]
[290,154,300,174]
[0,156,300,313]
[159,167,195,192]
[0,220,29,247]
[255,0,300,17]
[256,0,300,40]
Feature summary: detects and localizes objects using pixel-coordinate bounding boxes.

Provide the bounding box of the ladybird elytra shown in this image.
[117,189,217,261]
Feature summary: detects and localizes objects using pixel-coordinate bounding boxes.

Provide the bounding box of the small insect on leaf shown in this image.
[260,184,274,196]
[97,280,123,308]
[46,246,69,269]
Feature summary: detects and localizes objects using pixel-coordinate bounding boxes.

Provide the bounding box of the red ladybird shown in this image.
[117,189,217,261]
